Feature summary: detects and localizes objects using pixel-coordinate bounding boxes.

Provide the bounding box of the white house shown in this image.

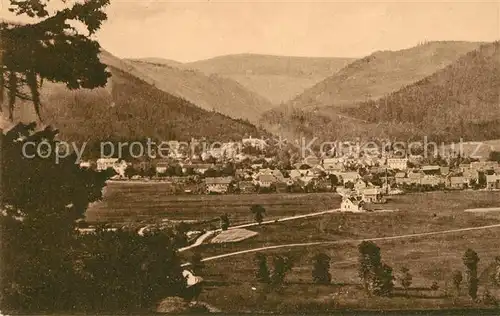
[113,161,128,177]
[322,158,344,172]
[361,187,383,203]
[96,158,128,177]
[257,174,276,188]
[486,174,500,190]
[256,169,285,182]
[97,158,118,171]
[340,196,366,212]
[340,172,360,184]
[354,179,368,193]
[205,177,233,194]
[155,160,170,174]
[387,158,409,170]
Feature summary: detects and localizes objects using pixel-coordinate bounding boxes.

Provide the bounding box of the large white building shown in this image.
[96,158,119,171]
[340,196,366,212]
[96,158,128,177]
[386,158,409,170]
[242,136,267,150]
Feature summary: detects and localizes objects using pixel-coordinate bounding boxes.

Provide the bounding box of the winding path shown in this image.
[178,208,342,252]
[180,223,500,266]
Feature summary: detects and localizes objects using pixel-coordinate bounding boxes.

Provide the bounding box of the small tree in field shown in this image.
[463,248,480,301]
[250,204,266,225]
[399,266,412,294]
[312,253,332,284]
[358,241,381,292]
[255,253,270,284]
[271,255,294,287]
[220,213,230,231]
[357,241,393,296]
[452,270,463,296]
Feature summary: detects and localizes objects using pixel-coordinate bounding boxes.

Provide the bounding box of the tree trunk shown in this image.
[7,71,17,121]
[27,70,42,121]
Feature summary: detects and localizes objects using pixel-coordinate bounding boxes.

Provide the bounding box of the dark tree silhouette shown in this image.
[271,255,293,286]
[255,253,271,284]
[0,124,187,312]
[463,248,480,300]
[357,241,393,296]
[312,253,332,284]
[328,174,339,191]
[250,204,266,225]
[2,0,111,120]
[220,213,230,231]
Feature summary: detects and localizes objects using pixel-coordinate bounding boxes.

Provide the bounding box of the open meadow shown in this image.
[189,191,500,312]
[85,182,341,225]
[85,183,500,312]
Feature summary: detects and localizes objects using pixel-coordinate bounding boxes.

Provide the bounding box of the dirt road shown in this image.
[183,223,500,265]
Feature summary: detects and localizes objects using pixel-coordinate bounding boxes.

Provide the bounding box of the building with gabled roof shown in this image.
[340,196,366,212]
[447,176,467,189]
[205,177,234,194]
[486,174,500,190]
[361,187,384,203]
[340,172,360,184]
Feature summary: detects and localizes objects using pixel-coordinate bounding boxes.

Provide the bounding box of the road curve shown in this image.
[178,208,342,252]
[181,223,500,266]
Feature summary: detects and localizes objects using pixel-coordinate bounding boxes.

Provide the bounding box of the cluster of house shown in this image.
[338,180,388,213]
[391,160,500,190]
[81,140,500,195]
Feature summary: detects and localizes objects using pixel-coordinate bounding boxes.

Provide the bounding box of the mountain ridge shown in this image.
[12,51,267,147]
[185,54,355,104]
[260,41,500,143]
[285,41,485,110]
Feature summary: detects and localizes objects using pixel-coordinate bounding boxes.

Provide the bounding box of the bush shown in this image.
[430,281,440,291]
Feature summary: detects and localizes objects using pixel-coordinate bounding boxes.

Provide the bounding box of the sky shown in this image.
[2,1,500,62]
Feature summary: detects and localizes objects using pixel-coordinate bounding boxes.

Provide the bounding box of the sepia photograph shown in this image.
[1,0,500,314]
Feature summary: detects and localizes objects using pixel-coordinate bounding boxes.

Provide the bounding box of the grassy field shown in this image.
[188,191,500,312]
[85,184,500,311]
[85,182,341,225]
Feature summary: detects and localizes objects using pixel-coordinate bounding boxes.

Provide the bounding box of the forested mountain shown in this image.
[343,41,500,141]
[16,66,264,145]
[126,59,273,122]
[261,42,500,143]
[286,41,483,109]
[187,53,354,104]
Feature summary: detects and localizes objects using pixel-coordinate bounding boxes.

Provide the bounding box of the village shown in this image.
[80,136,500,213]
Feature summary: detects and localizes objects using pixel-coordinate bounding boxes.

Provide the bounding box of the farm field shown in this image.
[188,191,500,312]
[190,191,500,257]
[85,182,341,225]
[85,183,500,312]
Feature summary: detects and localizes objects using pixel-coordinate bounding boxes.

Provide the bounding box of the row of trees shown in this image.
[255,254,294,287]
[221,241,491,303]
[218,205,266,231]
